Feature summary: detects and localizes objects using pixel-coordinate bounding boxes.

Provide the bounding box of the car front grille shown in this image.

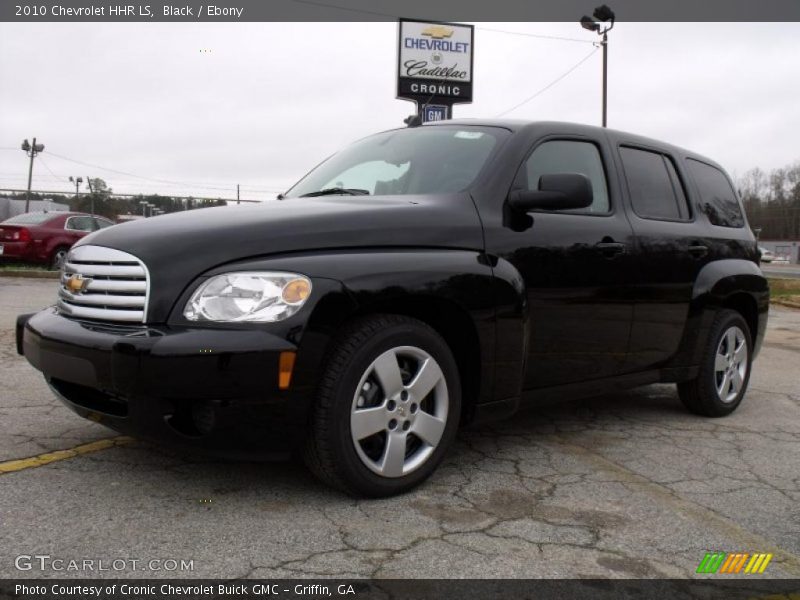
[57,245,150,323]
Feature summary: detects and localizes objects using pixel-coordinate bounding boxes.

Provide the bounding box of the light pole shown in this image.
[21,137,45,212]
[69,176,83,196]
[580,5,615,128]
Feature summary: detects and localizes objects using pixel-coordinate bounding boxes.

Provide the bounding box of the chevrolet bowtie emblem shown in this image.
[421,25,454,39]
[66,273,92,294]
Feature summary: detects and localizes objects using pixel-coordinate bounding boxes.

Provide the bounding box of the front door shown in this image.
[507,136,637,389]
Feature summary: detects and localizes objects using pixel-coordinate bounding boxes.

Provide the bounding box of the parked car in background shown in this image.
[0,212,115,269]
[759,247,774,262]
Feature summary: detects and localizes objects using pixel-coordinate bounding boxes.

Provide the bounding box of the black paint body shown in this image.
[18,121,769,457]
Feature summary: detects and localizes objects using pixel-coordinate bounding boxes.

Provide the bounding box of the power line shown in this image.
[479,26,594,44]
[289,0,594,44]
[36,156,62,181]
[495,46,600,117]
[44,151,241,192]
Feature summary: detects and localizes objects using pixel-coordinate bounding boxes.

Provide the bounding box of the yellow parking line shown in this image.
[0,436,134,475]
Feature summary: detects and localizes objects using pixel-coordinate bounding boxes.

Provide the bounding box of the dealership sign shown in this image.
[397,19,474,116]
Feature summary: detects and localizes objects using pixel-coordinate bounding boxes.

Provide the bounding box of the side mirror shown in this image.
[508,173,593,212]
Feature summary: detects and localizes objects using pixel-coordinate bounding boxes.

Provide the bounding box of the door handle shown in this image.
[595,240,626,258]
[688,244,709,258]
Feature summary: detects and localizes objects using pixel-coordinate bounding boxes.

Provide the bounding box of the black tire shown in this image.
[304,314,461,497]
[50,246,69,270]
[677,309,753,417]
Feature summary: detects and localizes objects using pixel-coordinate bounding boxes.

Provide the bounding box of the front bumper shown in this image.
[19,309,304,458]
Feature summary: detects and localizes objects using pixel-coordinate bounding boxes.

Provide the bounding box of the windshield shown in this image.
[284,125,508,198]
[2,212,55,225]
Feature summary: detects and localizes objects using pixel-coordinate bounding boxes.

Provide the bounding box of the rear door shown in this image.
[616,144,710,370]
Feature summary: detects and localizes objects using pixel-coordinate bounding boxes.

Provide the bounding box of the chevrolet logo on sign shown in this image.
[421,25,454,39]
[65,273,92,294]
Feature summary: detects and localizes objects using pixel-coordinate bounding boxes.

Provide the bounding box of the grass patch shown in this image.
[0,261,49,271]
[768,278,800,299]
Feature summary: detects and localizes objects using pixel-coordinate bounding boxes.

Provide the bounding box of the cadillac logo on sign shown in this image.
[397,18,474,110]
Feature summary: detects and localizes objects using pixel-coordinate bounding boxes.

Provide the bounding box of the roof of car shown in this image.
[421,118,724,171]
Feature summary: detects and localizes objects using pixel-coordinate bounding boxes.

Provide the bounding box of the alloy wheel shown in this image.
[350,345,448,478]
[714,325,748,403]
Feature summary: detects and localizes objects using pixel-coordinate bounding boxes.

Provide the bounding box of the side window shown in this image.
[521,140,609,213]
[620,147,690,221]
[65,216,94,232]
[686,159,745,228]
[94,217,114,229]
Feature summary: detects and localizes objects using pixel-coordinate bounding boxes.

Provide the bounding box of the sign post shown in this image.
[397,19,474,123]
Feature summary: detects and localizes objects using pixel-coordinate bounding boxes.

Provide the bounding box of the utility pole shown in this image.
[237,184,240,205]
[21,137,45,212]
[602,30,608,128]
[85,176,95,216]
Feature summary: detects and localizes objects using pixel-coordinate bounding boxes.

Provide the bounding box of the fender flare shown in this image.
[673,259,769,368]
[197,248,526,420]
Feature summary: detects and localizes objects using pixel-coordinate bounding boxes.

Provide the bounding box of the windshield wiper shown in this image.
[300,188,370,198]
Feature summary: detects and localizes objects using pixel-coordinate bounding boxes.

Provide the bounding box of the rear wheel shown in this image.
[677,309,752,417]
[50,246,69,270]
[305,314,461,497]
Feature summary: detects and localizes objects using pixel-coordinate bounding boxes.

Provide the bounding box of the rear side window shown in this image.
[620,147,690,221]
[65,216,95,231]
[94,217,114,229]
[522,140,610,213]
[686,159,745,228]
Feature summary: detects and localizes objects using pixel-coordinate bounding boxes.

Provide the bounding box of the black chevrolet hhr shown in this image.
[17,120,768,497]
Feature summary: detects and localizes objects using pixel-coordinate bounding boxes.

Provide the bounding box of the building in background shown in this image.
[0,197,69,221]
[759,239,799,263]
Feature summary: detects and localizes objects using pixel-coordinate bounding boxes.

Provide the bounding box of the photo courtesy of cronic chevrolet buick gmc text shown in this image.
[16,121,769,497]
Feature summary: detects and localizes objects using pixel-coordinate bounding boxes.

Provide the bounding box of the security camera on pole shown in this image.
[580,4,616,127]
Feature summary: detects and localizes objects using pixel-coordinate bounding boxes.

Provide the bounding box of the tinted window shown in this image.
[686,159,745,228]
[65,216,94,231]
[620,147,690,221]
[522,141,609,213]
[2,212,55,225]
[94,217,114,229]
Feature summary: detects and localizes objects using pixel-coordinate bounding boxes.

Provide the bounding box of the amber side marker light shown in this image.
[279,351,297,390]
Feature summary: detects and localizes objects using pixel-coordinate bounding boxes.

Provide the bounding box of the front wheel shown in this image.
[677,309,753,417]
[305,314,461,497]
[50,246,69,270]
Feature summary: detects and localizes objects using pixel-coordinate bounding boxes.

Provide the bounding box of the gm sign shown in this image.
[397,19,474,111]
[422,105,449,122]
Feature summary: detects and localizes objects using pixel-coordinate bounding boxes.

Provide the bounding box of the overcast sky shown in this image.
[1,21,798,201]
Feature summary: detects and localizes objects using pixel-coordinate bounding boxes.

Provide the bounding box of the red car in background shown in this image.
[0,212,115,269]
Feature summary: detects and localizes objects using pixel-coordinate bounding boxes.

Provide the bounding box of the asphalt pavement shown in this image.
[1,277,799,579]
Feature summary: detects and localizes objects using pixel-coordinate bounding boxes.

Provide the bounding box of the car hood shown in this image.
[76,194,484,322]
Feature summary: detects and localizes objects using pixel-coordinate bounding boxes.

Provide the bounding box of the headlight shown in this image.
[183,272,312,322]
